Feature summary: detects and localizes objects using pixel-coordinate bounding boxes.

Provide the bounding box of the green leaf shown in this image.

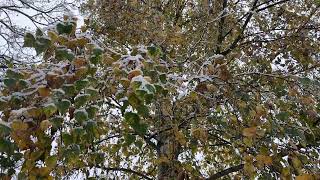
[275,112,289,121]
[84,120,98,137]
[137,105,149,117]
[6,69,24,79]
[93,47,103,56]
[17,80,30,89]
[85,88,99,99]
[62,84,76,96]
[159,73,167,83]
[128,93,142,108]
[75,79,89,91]
[147,46,160,57]
[55,47,75,61]
[56,99,71,114]
[45,155,57,169]
[133,123,148,135]
[124,112,148,135]
[36,28,44,36]
[3,78,17,88]
[86,105,99,119]
[62,133,73,145]
[0,139,12,152]
[90,55,101,65]
[124,134,136,146]
[56,22,74,35]
[23,32,36,47]
[49,116,64,129]
[74,94,90,108]
[0,124,11,137]
[0,98,8,111]
[43,103,58,117]
[74,109,88,123]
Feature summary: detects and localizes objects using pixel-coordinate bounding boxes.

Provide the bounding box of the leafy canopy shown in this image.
[1,0,320,179]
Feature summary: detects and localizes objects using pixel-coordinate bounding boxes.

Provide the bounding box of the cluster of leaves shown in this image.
[0,16,106,179]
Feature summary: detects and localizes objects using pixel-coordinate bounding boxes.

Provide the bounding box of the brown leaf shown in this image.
[242,127,257,137]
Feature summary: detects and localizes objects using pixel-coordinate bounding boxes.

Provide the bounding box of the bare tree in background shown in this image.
[0,0,80,67]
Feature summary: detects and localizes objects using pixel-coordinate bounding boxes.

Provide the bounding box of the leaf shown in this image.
[55,47,75,61]
[85,88,99,99]
[242,127,257,137]
[27,107,43,119]
[128,69,142,80]
[56,99,71,114]
[6,69,24,79]
[159,73,167,83]
[43,103,58,118]
[40,120,52,130]
[137,105,149,117]
[86,105,99,119]
[0,124,11,137]
[147,46,160,57]
[124,134,136,146]
[276,112,289,121]
[38,85,51,97]
[23,32,36,47]
[48,31,59,42]
[36,28,44,36]
[74,109,88,123]
[244,163,255,176]
[11,120,28,131]
[73,57,87,68]
[0,98,8,110]
[256,154,273,166]
[62,133,73,145]
[74,94,90,108]
[62,84,76,96]
[296,174,315,180]
[75,79,89,91]
[128,93,142,108]
[0,139,12,152]
[56,22,74,35]
[124,112,147,135]
[3,78,17,88]
[45,155,57,169]
[49,116,64,129]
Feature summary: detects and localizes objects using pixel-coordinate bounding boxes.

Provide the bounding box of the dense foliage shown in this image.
[0,0,320,179]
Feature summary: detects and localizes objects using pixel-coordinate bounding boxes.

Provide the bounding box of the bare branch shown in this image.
[206,164,244,180]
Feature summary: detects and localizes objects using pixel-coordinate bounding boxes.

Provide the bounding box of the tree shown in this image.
[0,0,319,179]
[0,0,79,66]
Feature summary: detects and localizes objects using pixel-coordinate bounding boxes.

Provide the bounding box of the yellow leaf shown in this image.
[128,69,142,80]
[11,120,28,131]
[40,120,52,130]
[192,128,208,143]
[48,31,58,42]
[174,127,186,146]
[296,174,315,180]
[27,107,43,118]
[244,163,255,176]
[120,78,131,88]
[255,105,266,117]
[256,154,273,166]
[38,85,51,97]
[75,66,88,78]
[242,127,257,137]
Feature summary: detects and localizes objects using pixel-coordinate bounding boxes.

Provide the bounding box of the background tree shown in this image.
[0,0,319,179]
[0,0,80,66]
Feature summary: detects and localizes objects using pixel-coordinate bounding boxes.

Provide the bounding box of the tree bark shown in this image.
[157,130,182,180]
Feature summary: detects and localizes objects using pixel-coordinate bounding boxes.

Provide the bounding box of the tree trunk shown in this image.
[157,130,182,180]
